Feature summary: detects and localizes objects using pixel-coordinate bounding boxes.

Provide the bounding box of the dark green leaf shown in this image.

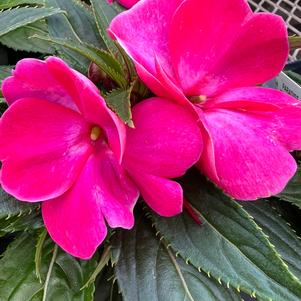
[0,188,42,236]
[0,20,55,53]
[105,88,133,126]
[152,170,301,301]
[0,233,97,300]
[94,266,122,301]
[90,0,124,54]
[34,35,127,88]
[277,167,301,209]
[112,216,240,301]
[241,201,301,280]
[45,0,102,48]
[0,0,44,10]
[0,7,62,37]
[45,0,103,73]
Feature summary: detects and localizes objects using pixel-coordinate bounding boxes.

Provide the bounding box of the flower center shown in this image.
[90,126,102,141]
[188,95,207,104]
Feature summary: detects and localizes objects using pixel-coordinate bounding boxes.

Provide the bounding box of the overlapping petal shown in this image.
[2,57,126,162]
[123,97,202,214]
[129,171,183,216]
[123,97,202,178]
[42,144,138,259]
[45,57,126,162]
[199,109,297,200]
[170,0,287,96]
[0,98,92,201]
[109,0,182,77]
[170,0,251,95]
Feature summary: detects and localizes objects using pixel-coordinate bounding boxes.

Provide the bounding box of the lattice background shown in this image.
[248,0,301,61]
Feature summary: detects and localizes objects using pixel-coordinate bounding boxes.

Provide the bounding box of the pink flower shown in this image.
[107,0,139,9]
[0,57,202,258]
[109,0,301,200]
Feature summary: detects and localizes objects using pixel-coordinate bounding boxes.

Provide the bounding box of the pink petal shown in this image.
[2,58,77,110]
[170,0,288,96]
[198,109,297,200]
[129,171,183,216]
[46,57,126,162]
[201,87,301,151]
[123,97,202,178]
[92,143,139,228]
[42,144,139,259]
[272,107,301,151]
[109,0,182,77]
[203,87,299,110]
[42,158,107,260]
[117,0,140,8]
[0,98,92,202]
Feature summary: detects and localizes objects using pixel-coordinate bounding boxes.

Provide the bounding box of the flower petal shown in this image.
[92,143,139,229]
[42,162,107,260]
[46,57,126,162]
[109,0,182,77]
[203,87,299,110]
[129,171,183,217]
[117,0,140,8]
[2,58,77,110]
[198,109,297,200]
[42,144,139,259]
[170,0,288,96]
[123,97,202,178]
[0,98,92,201]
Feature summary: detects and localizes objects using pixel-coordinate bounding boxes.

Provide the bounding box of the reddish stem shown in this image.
[183,198,202,226]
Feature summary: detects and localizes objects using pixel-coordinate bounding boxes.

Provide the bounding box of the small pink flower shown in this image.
[0,57,202,258]
[109,0,301,200]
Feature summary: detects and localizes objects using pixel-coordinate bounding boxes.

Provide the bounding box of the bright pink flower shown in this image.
[107,0,139,9]
[109,0,301,200]
[0,57,202,258]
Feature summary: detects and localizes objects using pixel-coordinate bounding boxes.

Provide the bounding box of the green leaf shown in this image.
[0,65,12,84]
[0,65,12,97]
[112,215,240,301]
[0,233,97,300]
[0,20,55,53]
[0,188,38,220]
[44,0,103,73]
[277,167,301,209]
[152,170,301,301]
[0,7,62,37]
[34,35,127,88]
[45,0,103,48]
[0,0,44,10]
[105,88,133,126]
[94,266,122,301]
[241,201,301,280]
[90,0,124,54]
[0,188,42,236]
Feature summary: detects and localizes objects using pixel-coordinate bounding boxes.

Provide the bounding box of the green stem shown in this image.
[81,245,111,290]
[42,244,58,301]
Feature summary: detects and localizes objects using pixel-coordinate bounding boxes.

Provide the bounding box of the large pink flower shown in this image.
[0,57,202,258]
[109,0,301,200]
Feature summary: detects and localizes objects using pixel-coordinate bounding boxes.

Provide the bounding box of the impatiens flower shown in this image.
[109,0,301,200]
[0,57,202,259]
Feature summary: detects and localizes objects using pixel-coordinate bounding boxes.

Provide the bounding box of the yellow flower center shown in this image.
[189,95,207,103]
[90,126,102,141]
